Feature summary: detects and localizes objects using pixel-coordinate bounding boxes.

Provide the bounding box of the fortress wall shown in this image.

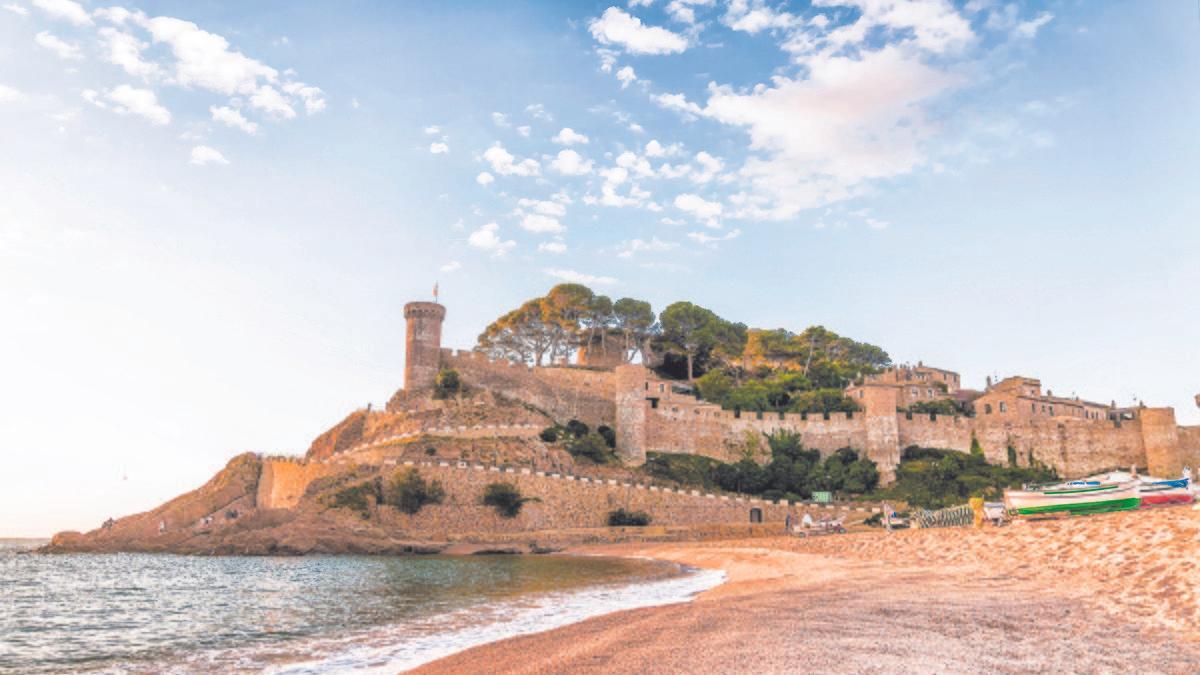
[641,405,867,464]
[442,349,615,428]
[968,417,1145,477]
[257,458,342,510]
[373,462,879,538]
[1178,426,1200,469]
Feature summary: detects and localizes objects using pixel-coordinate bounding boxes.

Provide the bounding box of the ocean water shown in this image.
[0,539,723,673]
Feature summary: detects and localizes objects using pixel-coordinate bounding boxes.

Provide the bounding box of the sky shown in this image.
[1,0,1197,537]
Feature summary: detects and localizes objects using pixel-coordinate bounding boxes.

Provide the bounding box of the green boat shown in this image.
[1004,481,1141,516]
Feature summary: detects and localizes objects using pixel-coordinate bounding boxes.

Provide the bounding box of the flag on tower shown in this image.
[433,282,439,302]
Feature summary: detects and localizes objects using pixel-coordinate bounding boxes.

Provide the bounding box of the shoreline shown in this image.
[412,508,1200,674]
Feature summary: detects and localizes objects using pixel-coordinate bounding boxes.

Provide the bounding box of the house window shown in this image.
[1049,405,1054,416]
[999,402,1007,413]
[927,388,933,397]
[984,404,993,414]
[1032,403,1036,413]
[659,383,665,393]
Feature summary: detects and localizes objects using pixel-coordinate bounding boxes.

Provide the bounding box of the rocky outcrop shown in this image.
[306,410,368,460]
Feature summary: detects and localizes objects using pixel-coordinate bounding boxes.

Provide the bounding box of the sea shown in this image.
[0,539,723,673]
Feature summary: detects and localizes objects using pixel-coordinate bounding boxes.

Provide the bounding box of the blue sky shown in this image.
[2,0,1197,536]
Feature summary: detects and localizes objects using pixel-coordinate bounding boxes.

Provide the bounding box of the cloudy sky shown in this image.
[2,0,1197,536]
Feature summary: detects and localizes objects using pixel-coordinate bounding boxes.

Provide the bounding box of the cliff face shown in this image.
[42,453,447,556]
[306,410,368,461]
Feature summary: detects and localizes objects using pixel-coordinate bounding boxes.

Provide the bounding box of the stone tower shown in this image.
[404,301,446,392]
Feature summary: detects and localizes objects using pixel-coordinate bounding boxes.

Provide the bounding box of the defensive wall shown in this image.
[440,348,616,429]
[255,456,882,534]
[614,365,1198,481]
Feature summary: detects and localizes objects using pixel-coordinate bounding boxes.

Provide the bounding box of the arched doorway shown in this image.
[749,507,763,523]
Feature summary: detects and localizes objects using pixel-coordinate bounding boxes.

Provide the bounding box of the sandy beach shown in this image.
[414,506,1200,674]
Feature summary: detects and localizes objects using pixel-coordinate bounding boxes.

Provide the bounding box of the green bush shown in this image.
[565,419,590,438]
[643,452,723,490]
[909,399,962,416]
[567,434,614,463]
[320,480,379,520]
[482,482,535,518]
[881,446,1058,509]
[432,368,463,399]
[607,508,651,526]
[539,426,559,442]
[596,425,616,448]
[381,469,445,515]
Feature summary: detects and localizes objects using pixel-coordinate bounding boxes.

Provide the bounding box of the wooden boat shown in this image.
[1004,481,1141,516]
[1137,478,1193,507]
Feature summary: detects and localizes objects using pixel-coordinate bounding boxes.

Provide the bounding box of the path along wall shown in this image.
[441,349,615,429]
[255,457,881,536]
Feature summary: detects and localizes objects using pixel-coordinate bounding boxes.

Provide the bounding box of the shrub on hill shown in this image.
[319,480,380,520]
[907,399,963,416]
[879,446,1058,509]
[643,452,723,491]
[482,482,536,518]
[596,425,616,448]
[567,434,615,464]
[382,469,445,515]
[432,368,463,399]
[607,509,651,526]
[539,426,559,443]
[565,419,590,438]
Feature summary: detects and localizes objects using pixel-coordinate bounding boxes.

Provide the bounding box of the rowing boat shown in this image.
[1003,481,1141,516]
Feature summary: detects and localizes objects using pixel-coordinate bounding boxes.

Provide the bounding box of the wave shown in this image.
[251,564,725,674]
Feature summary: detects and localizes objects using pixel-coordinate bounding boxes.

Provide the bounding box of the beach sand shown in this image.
[414,506,1200,674]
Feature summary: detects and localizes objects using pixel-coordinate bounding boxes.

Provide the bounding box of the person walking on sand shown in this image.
[882,501,892,532]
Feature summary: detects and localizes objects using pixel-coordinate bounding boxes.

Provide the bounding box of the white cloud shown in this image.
[615,151,654,177]
[657,162,691,179]
[644,139,682,157]
[1015,12,1053,39]
[628,122,645,133]
[544,268,617,285]
[467,222,515,256]
[483,143,540,177]
[704,44,963,220]
[491,111,510,127]
[674,193,723,224]
[588,7,688,55]
[92,6,141,24]
[549,149,593,176]
[552,127,589,145]
[653,92,702,117]
[429,142,449,154]
[525,103,552,120]
[616,65,637,88]
[617,236,677,258]
[517,198,567,217]
[141,16,277,94]
[210,105,257,134]
[424,125,441,135]
[517,125,531,137]
[519,213,565,234]
[4,3,28,16]
[687,228,741,245]
[476,171,495,186]
[660,216,686,226]
[538,241,567,254]
[188,144,228,165]
[107,84,171,125]
[81,88,106,108]
[690,151,723,183]
[249,85,295,119]
[31,0,89,25]
[34,31,82,60]
[866,217,889,230]
[0,84,25,102]
[439,260,462,272]
[281,81,326,114]
[97,27,161,79]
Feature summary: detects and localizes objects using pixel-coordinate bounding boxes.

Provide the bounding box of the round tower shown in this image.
[404,301,446,392]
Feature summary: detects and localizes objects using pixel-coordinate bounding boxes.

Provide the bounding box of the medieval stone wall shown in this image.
[441,349,616,428]
[1178,426,1200,469]
[256,457,881,537]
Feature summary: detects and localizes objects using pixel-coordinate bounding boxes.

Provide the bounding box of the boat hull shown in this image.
[1005,482,1141,516]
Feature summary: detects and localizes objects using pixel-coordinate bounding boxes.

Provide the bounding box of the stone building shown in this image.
[973,376,1112,421]
[845,362,962,409]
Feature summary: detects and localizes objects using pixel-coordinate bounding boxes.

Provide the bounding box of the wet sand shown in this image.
[414,506,1200,674]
